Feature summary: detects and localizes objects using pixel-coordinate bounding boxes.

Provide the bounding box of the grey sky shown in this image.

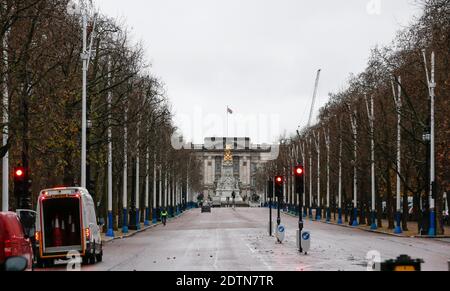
[96,0,422,144]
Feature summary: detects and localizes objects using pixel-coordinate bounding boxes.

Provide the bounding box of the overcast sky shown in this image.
[96,0,422,144]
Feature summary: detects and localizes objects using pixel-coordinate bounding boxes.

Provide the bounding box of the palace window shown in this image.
[233,157,240,176]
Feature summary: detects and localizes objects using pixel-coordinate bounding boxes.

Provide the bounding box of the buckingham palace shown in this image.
[192,137,272,206]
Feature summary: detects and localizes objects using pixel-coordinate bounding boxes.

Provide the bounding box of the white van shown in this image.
[34,187,103,267]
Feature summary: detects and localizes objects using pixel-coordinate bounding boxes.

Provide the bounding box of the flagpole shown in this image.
[226,106,229,138]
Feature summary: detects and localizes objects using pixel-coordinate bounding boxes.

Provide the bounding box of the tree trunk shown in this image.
[413,191,421,234]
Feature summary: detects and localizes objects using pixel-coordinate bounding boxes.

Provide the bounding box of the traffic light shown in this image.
[294,164,305,195]
[13,166,31,209]
[267,179,274,199]
[275,176,284,199]
[15,168,25,180]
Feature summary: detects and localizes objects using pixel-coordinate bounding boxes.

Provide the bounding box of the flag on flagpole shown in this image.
[227,107,233,114]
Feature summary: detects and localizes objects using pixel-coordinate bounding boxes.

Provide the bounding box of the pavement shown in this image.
[100,213,184,243]
[38,208,450,271]
[282,210,450,238]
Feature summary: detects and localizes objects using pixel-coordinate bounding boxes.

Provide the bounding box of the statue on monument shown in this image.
[213,144,244,206]
[224,144,233,164]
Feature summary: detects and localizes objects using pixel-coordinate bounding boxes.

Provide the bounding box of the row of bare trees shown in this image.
[258,0,449,235]
[0,0,202,228]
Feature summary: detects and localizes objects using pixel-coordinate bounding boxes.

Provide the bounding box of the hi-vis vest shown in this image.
[161,211,168,217]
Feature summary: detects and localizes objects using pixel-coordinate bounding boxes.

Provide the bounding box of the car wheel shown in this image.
[82,256,90,265]
[89,254,96,265]
[89,242,97,264]
[46,259,55,268]
[35,258,46,268]
[96,251,103,263]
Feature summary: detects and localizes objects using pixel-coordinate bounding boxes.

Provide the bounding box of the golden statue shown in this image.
[224,144,233,163]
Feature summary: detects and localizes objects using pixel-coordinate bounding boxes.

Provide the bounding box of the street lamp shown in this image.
[422,50,436,237]
[422,126,432,234]
[67,0,97,189]
[2,0,10,212]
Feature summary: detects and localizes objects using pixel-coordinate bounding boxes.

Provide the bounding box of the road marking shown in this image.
[213,228,219,271]
[244,242,272,271]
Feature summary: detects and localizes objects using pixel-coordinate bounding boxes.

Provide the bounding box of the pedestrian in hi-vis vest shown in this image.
[161,208,168,226]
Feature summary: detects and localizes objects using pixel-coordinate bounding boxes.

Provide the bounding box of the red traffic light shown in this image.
[275,176,284,185]
[294,165,304,176]
[15,169,24,177]
[13,167,28,181]
[14,167,26,178]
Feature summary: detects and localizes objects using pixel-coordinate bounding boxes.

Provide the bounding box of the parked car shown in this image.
[34,187,103,267]
[0,212,33,271]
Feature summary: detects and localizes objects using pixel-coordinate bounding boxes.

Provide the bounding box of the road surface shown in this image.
[43,208,450,271]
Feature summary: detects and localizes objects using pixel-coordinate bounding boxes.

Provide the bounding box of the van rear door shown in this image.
[41,196,83,255]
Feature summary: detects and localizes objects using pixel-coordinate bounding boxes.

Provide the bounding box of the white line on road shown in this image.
[244,242,272,271]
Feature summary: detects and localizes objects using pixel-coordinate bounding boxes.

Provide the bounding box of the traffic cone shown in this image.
[61,219,67,245]
[52,216,63,247]
[67,215,74,245]
[69,223,77,246]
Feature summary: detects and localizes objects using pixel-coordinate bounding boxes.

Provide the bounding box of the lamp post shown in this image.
[422,127,431,234]
[338,133,343,225]
[422,50,436,237]
[152,154,158,224]
[365,94,377,230]
[80,9,88,188]
[122,103,129,234]
[67,0,97,189]
[308,137,313,220]
[106,57,114,237]
[392,78,403,234]
[349,109,359,227]
[324,128,331,223]
[313,131,321,221]
[134,118,141,230]
[2,4,9,212]
[144,148,150,226]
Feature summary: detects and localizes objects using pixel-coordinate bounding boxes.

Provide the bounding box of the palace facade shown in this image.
[192,137,271,203]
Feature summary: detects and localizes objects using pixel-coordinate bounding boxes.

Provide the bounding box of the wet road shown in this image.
[43,208,450,271]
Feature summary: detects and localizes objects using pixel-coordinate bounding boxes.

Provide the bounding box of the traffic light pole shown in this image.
[277,195,281,226]
[269,197,273,236]
[298,194,304,253]
[267,179,274,237]
[294,164,305,253]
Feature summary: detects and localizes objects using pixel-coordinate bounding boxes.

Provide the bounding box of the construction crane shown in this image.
[307,69,322,128]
